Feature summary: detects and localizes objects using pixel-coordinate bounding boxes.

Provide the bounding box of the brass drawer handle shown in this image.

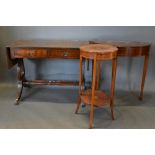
[29,50,36,56]
[64,52,68,57]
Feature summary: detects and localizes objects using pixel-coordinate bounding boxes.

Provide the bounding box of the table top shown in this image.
[80,44,118,54]
[7,40,151,49]
[7,40,89,49]
[90,40,151,48]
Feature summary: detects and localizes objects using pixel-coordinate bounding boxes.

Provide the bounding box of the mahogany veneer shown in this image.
[6,40,89,105]
[90,40,151,100]
[6,40,151,106]
[81,90,110,107]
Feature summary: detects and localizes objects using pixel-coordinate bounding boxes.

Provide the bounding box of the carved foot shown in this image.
[15,59,25,105]
[15,98,20,105]
[15,83,23,105]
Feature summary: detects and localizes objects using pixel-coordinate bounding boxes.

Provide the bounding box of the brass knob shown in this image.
[64,52,68,57]
[29,50,35,57]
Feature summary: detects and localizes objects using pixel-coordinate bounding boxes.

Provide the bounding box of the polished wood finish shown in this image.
[13,49,48,58]
[96,62,101,90]
[90,55,97,129]
[48,48,79,59]
[6,40,89,104]
[23,80,79,86]
[90,40,151,56]
[7,40,89,67]
[75,44,118,128]
[80,89,110,107]
[8,40,87,48]
[12,48,80,59]
[110,58,117,120]
[80,44,117,60]
[90,40,151,100]
[6,40,151,106]
[139,55,149,100]
[15,59,26,105]
[75,55,83,114]
[6,47,17,69]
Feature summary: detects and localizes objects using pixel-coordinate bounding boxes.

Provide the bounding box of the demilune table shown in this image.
[90,40,151,100]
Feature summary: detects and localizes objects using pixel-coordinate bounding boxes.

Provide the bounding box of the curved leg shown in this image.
[90,57,97,129]
[139,55,149,100]
[110,58,117,120]
[75,56,83,114]
[15,59,25,105]
[15,82,23,105]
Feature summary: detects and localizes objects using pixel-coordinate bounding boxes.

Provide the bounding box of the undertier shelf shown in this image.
[80,89,111,107]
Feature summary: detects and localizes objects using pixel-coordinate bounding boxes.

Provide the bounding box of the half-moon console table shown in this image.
[90,40,151,100]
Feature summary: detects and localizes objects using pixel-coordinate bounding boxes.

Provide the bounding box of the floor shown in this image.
[0,84,155,129]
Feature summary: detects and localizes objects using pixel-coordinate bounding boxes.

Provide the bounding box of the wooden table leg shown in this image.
[96,62,100,90]
[92,61,100,90]
[110,58,117,120]
[139,55,149,100]
[15,59,25,105]
[92,60,94,83]
[90,56,97,129]
[75,56,83,114]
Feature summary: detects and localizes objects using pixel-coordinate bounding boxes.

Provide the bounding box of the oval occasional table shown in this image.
[90,40,151,100]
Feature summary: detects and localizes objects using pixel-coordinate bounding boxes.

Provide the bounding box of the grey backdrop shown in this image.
[0,26,154,93]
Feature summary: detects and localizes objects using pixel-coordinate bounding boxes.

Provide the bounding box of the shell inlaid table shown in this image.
[90,40,151,100]
[75,44,118,128]
[6,40,89,105]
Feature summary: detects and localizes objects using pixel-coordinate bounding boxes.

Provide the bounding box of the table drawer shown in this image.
[14,49,48,58]
[48,48,80,59]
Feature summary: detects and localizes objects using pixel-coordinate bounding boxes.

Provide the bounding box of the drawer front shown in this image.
[14,49,48,58]
[48,48,80,59]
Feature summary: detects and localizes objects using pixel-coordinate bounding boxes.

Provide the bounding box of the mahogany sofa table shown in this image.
[90,40,151,100]
[6,40,89,105]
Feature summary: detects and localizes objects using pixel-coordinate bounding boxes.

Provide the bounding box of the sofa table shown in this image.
[6,40,89,104]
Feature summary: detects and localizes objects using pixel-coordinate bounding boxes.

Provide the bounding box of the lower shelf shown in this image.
[80,89,111,107]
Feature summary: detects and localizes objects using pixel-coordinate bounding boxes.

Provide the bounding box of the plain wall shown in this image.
[0,26,155,92]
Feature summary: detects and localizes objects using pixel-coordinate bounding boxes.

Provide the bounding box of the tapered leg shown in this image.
[96,62,100,90]
[110,58,117,120]
[75,97,81,114]
[90,56,97,129]
[139,55,149,100]
[15,59,25,105]
[110,100,114,120]
[91,60,94,83]
[75,56,83,114]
